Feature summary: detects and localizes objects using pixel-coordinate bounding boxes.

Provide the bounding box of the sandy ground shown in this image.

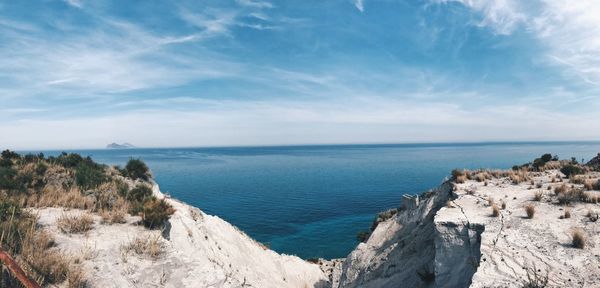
[446,171,600,287]
[33,183,328,288]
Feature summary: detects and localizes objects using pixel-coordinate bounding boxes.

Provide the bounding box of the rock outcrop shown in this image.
[333,169,600,288]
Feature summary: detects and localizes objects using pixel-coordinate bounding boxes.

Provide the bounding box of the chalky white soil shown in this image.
[33,183,328,288]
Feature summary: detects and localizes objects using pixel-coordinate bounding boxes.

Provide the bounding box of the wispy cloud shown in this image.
[354,0,365,12]
[63,0,83,8]
[433,0,600,86]
[236,0,273,9]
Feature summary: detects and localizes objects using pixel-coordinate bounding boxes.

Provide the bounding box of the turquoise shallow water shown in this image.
[29,142,600,259]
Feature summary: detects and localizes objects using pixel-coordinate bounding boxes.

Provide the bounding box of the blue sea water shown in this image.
[30,142,600,259]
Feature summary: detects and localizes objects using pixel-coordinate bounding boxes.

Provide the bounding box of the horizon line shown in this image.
[12,139,600,153]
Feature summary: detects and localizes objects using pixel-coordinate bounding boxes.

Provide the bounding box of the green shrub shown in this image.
[0,201,21,221]
[125,158,150,180]
[55,152,84,168]
[36,162,48,176]
[540,153,553,162]
[75,162,106,190]
[356,231,370,243]
[127,184,153,203]
[0,166,17,190]
[116,180,130,197]
[1,150,19,160]
[560,164,584,177]
[141,198,174,229]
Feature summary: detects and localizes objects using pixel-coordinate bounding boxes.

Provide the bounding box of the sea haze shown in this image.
[30,142,600,259]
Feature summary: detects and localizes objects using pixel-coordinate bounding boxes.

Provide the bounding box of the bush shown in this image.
[57,213,95,234]
[141,198,174,229]
[125,158,150,181]
[525,204,535,219]
[0,166,18,190]
[561,164,584,177]
[1,149,19,160]
[540,154,553,163]
[491,204,500,217]
[75,161,106,190]
[127,184,153,203]
[35,162,48,176]
[572,229,585,249]
[0,201,21,221]
[357,231,370,243]
[55,152,85,168]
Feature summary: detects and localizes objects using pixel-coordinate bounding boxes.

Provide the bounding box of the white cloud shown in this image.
[434,0,600,86]
[0,17,239,96]
[236,0,273,9]
[354,0,365,12]
[64,0,83,8]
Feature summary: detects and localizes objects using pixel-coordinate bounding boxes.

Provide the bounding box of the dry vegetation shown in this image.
[57,213,95,234]
[491,203,500,217]
[571,229,586,249]
[0,150,173,287]
[525,204,536,219]
[120,234,165,259]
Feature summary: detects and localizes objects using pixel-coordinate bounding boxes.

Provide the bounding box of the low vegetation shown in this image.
[57,213,95,234]
[521,263,549,288]
[571,229,586,249]
[121,234,165,259]
[525,204,535,219]
[124,158,151,181]
[0,149,174,286]
[491,203,500,217]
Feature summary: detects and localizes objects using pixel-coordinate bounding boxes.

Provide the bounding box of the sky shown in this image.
[1,0,600,149]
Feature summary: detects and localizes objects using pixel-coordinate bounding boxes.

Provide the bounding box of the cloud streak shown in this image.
[434,0,600,86]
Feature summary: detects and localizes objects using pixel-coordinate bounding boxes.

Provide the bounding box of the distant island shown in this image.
[106,142,136,149]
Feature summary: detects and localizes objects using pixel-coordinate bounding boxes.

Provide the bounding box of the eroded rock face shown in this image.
[337,169,600,288]
[335,182,455,288]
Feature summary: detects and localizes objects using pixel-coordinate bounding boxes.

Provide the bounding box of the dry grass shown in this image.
[66,265,87,288]
[584,180,595,191]
[18,230,75,285]
[121,234,165,259]
[572,229,586,249]
[533,191,543,201]
[471,171,492,182]
[525,204,535,219]
[557,188,585,205]
[100,198,129,224]
[491,203,500,217]
[570,175,587,184]
[554,183,568,195]
[508,169,530,185]
[57,213,94,234]
[455,175,467,184]
[32,186,95,210]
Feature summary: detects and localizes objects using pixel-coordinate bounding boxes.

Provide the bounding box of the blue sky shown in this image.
[1,0,599,149]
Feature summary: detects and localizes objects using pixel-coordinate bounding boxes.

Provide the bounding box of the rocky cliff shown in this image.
[332,167,600,288]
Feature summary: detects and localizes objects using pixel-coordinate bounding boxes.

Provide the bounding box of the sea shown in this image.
[27,142,600,259]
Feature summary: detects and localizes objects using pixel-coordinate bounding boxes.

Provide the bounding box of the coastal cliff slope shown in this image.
[334,166,600,287]
[3,151,600,288]
[32,182,328,288]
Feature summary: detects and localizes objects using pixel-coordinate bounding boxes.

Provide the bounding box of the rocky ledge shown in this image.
[332,163,600,288]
